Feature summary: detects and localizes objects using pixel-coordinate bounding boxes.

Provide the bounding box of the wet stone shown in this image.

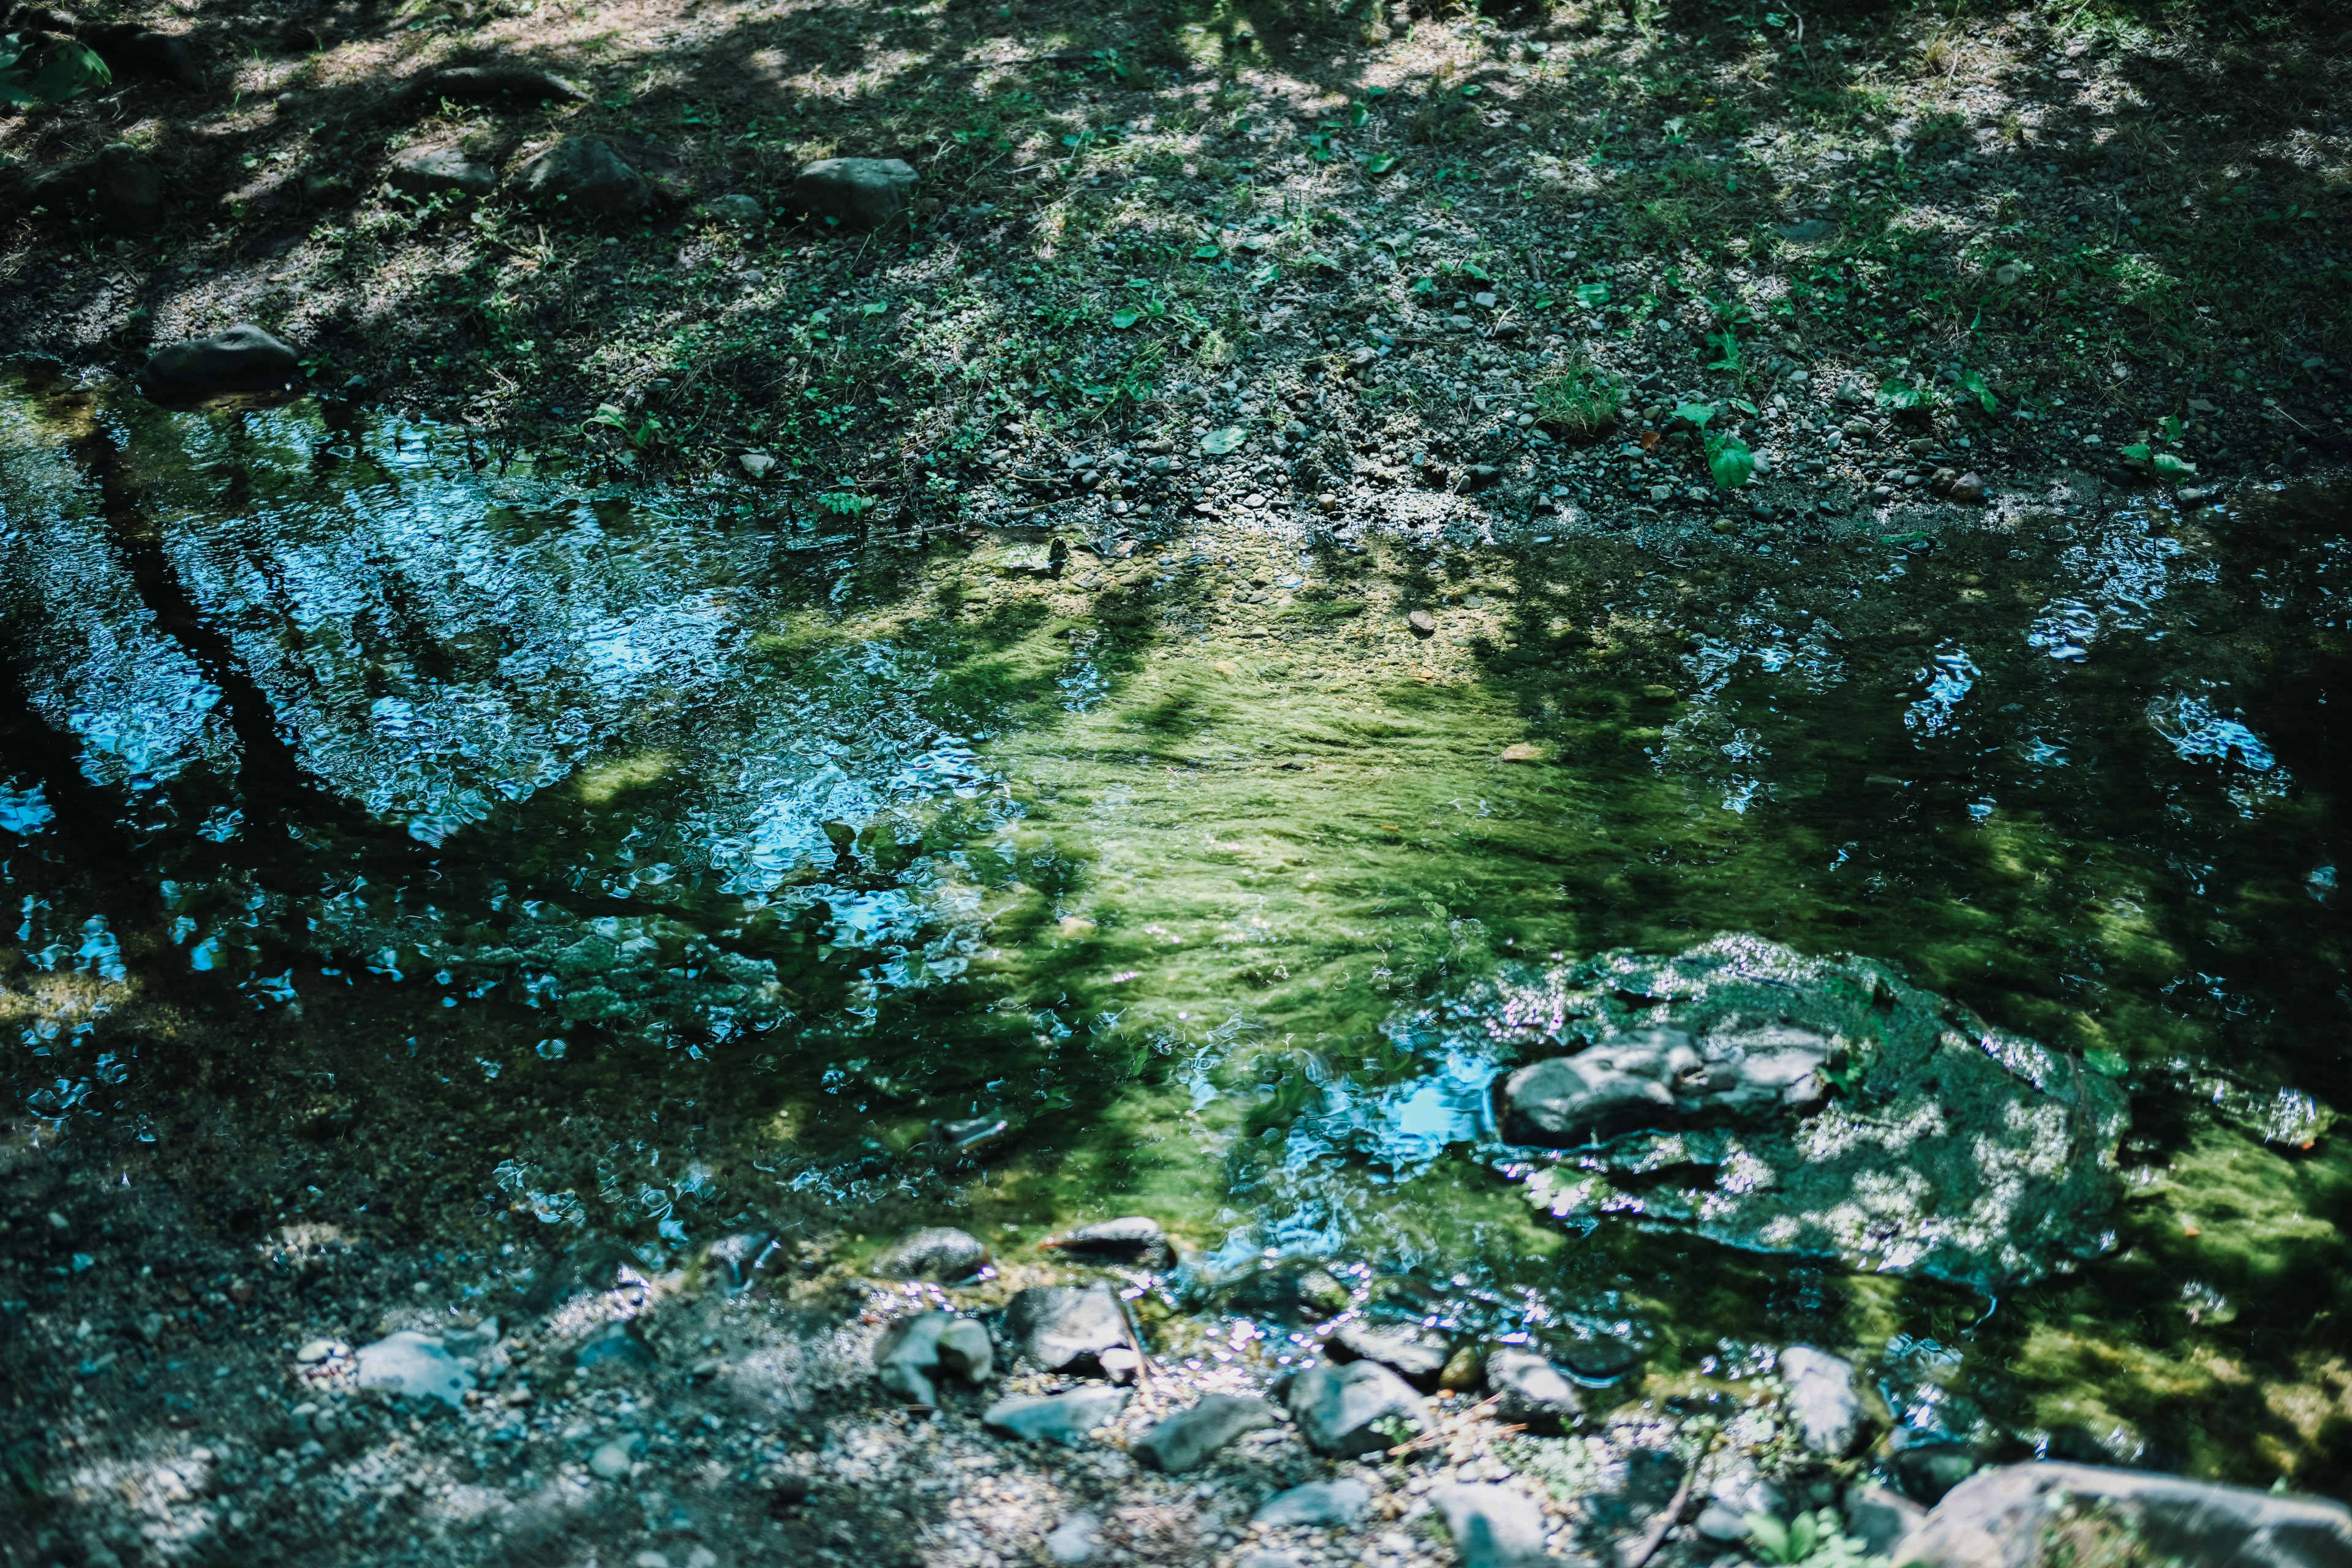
[1003,1286,1128,1373]
[1049,1215,1174,1270]
[1286,1360,1430,1457]
[1844,1482,1926,1556]
[1895,1463,2352,1568]
[1253,1478,1373,1528]
[1329,1321,1452,1392]
[982,1386,1129,1446]
[573,1320,655,1374]
[874,1226,990,1282]
[135,325,299,404]
[1483,1348,1583,1434]
[1498,1022,1830,1146]
[1130,1393,1281,1472]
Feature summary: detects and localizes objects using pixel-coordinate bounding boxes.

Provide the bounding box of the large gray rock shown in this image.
[1003,1285,1128,1372]
[420,65,589,104]
[1894,1463,2352,1568]
[26,143,161,232]
[793,157,916,228]
[390,146,496,198]
[874,1226,990,1281]
[1131,1394,1281,1472]
[1779,1345,1864,1456]
[135,325,300,404]
[1050,1216,1174,1269]
[1428,1484,1550,1568]
[353,1330,472,1409]
[1285,1360,1430,1457]
[982,1386,1128,1446]
[1254,1478,1373,1528]
[1498,1023,1829,1145]
[1330,1321,1452,1391]
[1484,1348,1583,1434]
[873,1310,992,1407]
[514,137,650,217]
[1842,1482,1926,1557]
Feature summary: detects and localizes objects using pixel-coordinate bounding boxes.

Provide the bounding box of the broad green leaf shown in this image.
[1192,243,1221,259]
[1707,435,1755,489]
[1574,282,1610,308]
[1306,252,1340,270]
[1110,308,1140,328]
[1672,401,1716,429]
[1959,369,1998,413]
[2152,452,2198,478]
[1875,380,1931,412]
[1248,262,1280,288]
[1744,1514,1790,1563]
[2085,1047,2130,1076]
[1200,425,1248,455]
[860,300,889,315]
[1788,1510,1819,1562]
[1731,397,1759,415]
[1349,102,1370,127]
[1366,154,1399,175]
[1411,276,1438,297]
[1461,262,1493,282]
[2120,442,2153,463]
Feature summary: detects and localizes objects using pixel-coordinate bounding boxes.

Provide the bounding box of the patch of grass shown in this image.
[1530,354,1622,437]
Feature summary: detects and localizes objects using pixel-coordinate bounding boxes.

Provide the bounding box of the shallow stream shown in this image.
[4,370,2349,1491]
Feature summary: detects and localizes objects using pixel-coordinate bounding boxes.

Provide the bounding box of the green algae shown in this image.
[2,372,2350,1488]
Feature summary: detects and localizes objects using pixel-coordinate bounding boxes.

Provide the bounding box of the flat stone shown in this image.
[1428,1483,1549,1568]
[514,136,650,217]
[874,1311,993,1407]
[1844,1481,1927,1556]
[982,1386,1129,1446]
[701,192,764,224]
[26,142,161,232]
[1777,217,1838,242]
[572,1320,655,1373]
[353,1330,472,1410]
[1003,1286,1128,1373]
[1894,1463,2352,1568]
[136,325,300,404]
[1131,1394,1281,1472]
[1045,1512,1102,1564]
[390,146,496,198]
[1286,1360,1430,1457]
[793,157,917,228]
[420,65,589,104]
[1484,1348,1582,1434]
[1329,1321,1452,1392]
[589,1440,633,1479]
[1049,1216,1174,1269]
[874,1226,990,1282]
[1253,1478,1373,1528]
[1780,1345,1864,1456]
[1408,610,1437,636]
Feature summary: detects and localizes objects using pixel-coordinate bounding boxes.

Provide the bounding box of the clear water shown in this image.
[4,371,2349,1491]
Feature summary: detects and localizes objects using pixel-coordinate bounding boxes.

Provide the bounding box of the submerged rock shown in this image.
[1286,1360,1430,1457]
[135,325,299,404]
[1460,936,2130,1289]
[1894,1463,2352,1568]
[982,1386,1128,1446]
[1048,1216,1174,1270]
[353,1331,472,1409]
[1131,1394,1281,1472]
[1003,1285,1128,1373]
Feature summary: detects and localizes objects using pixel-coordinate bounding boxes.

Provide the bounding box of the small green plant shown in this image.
[816,489,878,518]
[1744,1509,1887,1568]
[2120,443,2197,479]
[1706,431,1755,488]
[584,404,665,451]
[1707,325,1744,376]
[1875,380,1936,413]
[1530,357,1622,436]
[1672,401,1716,430]
[1,31,111,105]
[1958,369,1999,413]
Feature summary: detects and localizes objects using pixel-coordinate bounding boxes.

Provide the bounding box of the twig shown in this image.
[1623,1450,1706,1568]
[1112,1292,1155,1391]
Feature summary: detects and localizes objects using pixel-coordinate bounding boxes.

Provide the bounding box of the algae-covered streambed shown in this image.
[6,370,2351,1498]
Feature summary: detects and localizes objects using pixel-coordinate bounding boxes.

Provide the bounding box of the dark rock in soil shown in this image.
[420,65,589,104]
[135,325,299,404]
[793,157,916,228]
[81,21,202,87]
[1328,1321,1452,1392]
[1047,1215,1173,1270]
[23,142,161,232]
[1285,1360,1430,1457]
[390,146,497,198]
[1131,1394,1281,1472]
[1483,1348,1583,1433]
[982,1386,1128,1446]
[874,1226,990,1281]
[514,137,650,217]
